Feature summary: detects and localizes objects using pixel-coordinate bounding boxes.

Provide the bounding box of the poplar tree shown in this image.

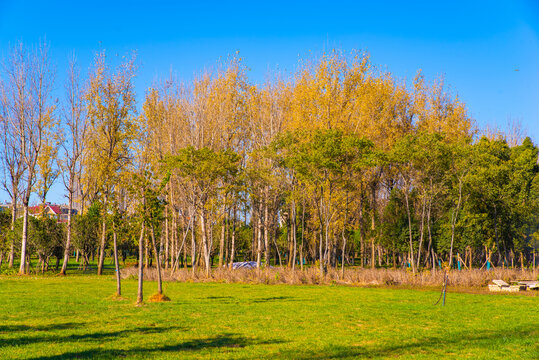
[85,51,137,275]
[1,42,56,274]
[59,57,88,275]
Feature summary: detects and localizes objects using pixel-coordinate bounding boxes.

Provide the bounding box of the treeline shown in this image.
[1,43,538,282]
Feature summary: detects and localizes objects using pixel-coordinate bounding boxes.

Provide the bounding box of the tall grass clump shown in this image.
[121,266,538,289]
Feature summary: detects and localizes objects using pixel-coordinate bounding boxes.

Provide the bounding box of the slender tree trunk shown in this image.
[8,200,17,268]
[256,209,262,269]
[97,206,107,275]
[159,225,164,269]
[112,226,121,296]
[137,223,145,304]
[273,226,283,267]
[324,194,332,272]
[359,194,365,267]
[250,204,256,260]
[370,185,376,269]
[341,228,346,278]
[150,223,163,294]
[371,239,375,269]
[19,205,29,274]
[300,198,305,271]
[173,211,178,268]
[425,199,434,271]
[183,240,187,269]
[145,231,149,269]
[171,219,190,272]
[83,254,89,271]
[403,186,416,273]
[8,242,14,268]
[60,192,74,275]
[287,220,292,268]
[228,205,236,269]
[199,207,211,277]
[292,202,298,271]
[218,203,226,267]
[319,226,324,275]
[224,209,229,266]
[208,216,214,271]
[264,191,270,266]
[449,179,463,268]
[191,211,196,274]
[416,196,426,270]
[371,195,376,269]
[181,214,188,269]
[164,204,169,269]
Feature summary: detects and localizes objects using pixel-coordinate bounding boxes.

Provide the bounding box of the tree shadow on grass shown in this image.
[28,333,285,360]
[282,325,538,359]
[204,296,237,304]
[206,296,234,300]
[251,296,296,303]
[0,325,187,347]
[0,322,81,333]
[203,295,298,304]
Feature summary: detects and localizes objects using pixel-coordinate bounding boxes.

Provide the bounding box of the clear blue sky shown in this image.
[1,0,538,204]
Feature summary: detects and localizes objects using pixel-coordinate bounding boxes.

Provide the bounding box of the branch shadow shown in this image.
[0,325,187,347]
[251,296,296,303]
[0,322,81,333]
[201,296,236,304]
[202,295,298,304]
[206,296,234,300]
[28,333,285,360]
[282,325,538,359]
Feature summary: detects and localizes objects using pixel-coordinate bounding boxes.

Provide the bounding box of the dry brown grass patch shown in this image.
[148,292,171,302]
[121,266,538,290]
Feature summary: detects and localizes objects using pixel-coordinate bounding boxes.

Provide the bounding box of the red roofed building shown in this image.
[28,203,77,223]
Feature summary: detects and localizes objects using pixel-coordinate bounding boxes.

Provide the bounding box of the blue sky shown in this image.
[1,0,538,204]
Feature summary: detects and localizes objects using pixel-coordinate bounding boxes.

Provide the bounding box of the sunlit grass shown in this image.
[0,276,537,359]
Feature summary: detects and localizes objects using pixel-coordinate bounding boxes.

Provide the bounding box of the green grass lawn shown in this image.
[0,276,537,359]
[1,256,129,276]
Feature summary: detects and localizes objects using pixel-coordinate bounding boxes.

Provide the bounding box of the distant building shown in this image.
[0,202,23,215]
[59,206,78,223]
[0,203,9,214]
[28,203,78,223]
